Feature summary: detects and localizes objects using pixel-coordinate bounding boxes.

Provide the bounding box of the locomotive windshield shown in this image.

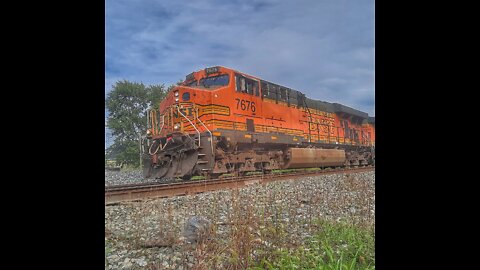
[187,80,198,87]
[195,74,229,89]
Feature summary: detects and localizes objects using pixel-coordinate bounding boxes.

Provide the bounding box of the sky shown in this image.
[105,0,375,116]
[105,0,374,146]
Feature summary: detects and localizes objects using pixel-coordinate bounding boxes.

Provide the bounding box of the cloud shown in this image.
[106,0,374,115]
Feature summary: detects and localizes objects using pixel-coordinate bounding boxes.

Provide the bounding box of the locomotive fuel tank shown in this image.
[283,148,346,169]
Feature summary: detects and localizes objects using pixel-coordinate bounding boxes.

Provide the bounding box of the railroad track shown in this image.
[105,166,375,205]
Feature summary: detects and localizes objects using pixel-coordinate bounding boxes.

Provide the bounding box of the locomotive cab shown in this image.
[143,66,237,179]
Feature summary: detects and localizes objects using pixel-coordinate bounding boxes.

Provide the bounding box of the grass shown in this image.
[249,220,375,270]
[105,245,112,267]
[273,167,322,174]
[273,169,296,174]
[305,167,323,171]
[246,171,264,175]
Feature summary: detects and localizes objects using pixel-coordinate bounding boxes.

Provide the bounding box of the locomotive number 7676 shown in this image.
[235,98,256,112]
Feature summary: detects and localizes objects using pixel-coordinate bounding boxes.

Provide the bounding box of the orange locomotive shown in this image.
[143,66,375,179]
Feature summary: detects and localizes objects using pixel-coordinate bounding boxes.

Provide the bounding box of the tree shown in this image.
[105,80,167,167]
[147,84,168,111]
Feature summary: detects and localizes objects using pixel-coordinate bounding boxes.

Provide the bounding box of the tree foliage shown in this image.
[105,80,168,166]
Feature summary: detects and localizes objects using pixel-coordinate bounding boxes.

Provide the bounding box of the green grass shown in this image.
[272,169,296,174]
[191,175,206,180]
[249,220,375,270]
[305,167,322,171]
[272,167,324,174]
[246,171,264,175]
[105,246,112,267]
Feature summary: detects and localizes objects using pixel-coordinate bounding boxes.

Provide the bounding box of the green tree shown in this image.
[148,84,168,110]
[165,79,184,93]
[105,80,168,167]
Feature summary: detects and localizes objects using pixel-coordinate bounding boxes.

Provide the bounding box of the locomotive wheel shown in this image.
[182,174,192,181]
[235,171,247,177]
[206,173,222,180]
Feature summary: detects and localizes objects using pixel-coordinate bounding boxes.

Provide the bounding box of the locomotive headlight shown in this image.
[174,91,179,97]
[175,97,179,102]
[146,129,151,135]
[174,124,180,130]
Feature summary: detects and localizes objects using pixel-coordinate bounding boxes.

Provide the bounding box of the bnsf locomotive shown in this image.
[143,66,375,180]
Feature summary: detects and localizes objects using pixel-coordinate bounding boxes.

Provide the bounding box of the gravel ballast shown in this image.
[105,169,183,186]
[105,169,143,186]
[105,171,375,269]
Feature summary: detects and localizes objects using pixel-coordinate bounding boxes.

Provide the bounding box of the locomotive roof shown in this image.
[235,67,370,119]
[196,66,372,119]
[305,97,369,119]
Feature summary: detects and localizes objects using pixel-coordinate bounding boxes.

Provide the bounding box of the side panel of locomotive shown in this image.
[143,66,374,179]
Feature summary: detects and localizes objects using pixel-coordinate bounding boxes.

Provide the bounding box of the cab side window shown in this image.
[236,74,259,96]
[236,76,246,92]
[246,80,254,95]
[261,81,268,97]
[253,82,259,96]
[279,87,287,101]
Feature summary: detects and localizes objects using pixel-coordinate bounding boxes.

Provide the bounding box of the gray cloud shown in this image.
[106,0,374,115]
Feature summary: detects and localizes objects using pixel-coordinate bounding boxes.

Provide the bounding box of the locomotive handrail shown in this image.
[158,114,165,136]
[148,140,161,155]
[148,109,160,136]
[176,105,201,147]
[195,107,214,156]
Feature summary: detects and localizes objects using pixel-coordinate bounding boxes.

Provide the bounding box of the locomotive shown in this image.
[143,66,375,180]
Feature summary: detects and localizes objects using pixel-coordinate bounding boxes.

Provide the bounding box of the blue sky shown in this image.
[106,0,374,117]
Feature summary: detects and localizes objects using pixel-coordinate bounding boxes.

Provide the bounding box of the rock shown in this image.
[122,258,132,268]
[108,254,119,262]
[135,257,147,267]
[184,216,213,243]
[105,169,175,186]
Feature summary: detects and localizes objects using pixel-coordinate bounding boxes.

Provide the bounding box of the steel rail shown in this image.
[105,166,374,205]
